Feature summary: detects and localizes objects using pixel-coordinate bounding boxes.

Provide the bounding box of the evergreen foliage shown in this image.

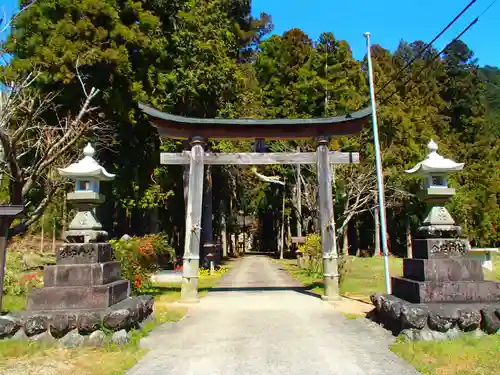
[1,1,498,251]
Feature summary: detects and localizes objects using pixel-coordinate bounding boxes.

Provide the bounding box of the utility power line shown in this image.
[478,0,499,17]
[379,17,478,106]
[379,0,499,106]
[374,0,478,98]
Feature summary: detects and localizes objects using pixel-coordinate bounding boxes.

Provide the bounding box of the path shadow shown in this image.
[340,294,373,305]
[209,285,322,299]
[145,285,210,296]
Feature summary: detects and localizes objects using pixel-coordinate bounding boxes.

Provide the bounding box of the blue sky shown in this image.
[252,0,500,67]
[2,0,499,66]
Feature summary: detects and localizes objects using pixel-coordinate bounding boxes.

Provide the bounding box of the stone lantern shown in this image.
[58,143,115,243]
[405,140,465,241]
[369,139,500,341]
[16,143,156,343]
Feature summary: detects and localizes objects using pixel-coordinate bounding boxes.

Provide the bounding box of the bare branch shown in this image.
[23,85,100,196]
[333,163,411,240]
[0,1,38,34]
[0,66,105,236]
[75,57,88,98]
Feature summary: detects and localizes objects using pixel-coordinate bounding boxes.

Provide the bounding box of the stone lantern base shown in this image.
[2,241,156,344]
[27,243,131,311]
[370,237,500,340]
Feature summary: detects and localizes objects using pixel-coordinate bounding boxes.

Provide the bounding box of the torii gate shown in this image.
[139,102,372,302]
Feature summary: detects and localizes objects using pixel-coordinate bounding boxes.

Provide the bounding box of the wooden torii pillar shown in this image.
[181,137,205,302]
[138,102,372,302]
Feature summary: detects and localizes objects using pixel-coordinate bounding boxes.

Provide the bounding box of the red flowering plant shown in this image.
[3,251,44,296]
[18,271,44,294]
[110,233,175,294]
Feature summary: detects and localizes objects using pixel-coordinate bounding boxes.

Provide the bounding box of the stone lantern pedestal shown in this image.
[0,144,155,345]
[371,141,500,340]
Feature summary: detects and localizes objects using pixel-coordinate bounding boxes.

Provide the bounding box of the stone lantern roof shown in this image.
[58,143,115,181]
[405,140,464,175]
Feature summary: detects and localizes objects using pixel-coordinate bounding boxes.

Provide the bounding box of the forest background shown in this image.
[0,0,499,258]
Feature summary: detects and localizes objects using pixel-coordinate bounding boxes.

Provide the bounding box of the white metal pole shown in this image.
[364,32,391,294]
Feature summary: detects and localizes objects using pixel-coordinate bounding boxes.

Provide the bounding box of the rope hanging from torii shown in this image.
[251,139,285,185]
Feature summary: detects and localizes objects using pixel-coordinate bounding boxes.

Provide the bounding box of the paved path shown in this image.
[127,256,420,375]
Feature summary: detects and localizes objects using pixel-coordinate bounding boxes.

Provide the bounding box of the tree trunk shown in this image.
[342,229,349,255]
[406,217,413,258]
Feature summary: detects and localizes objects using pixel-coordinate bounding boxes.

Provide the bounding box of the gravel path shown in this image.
[127,255,421,375]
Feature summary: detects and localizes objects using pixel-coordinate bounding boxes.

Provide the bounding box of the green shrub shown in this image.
[298,233,322,278]
[198,266,228,277]
[3,268,25,296]
[2,250,44,297]
[298,233,350,286]
[110,233,175,294]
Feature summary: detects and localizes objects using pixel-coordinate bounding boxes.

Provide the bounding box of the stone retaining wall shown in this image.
[0,295,154,347]
[370,293,500,341]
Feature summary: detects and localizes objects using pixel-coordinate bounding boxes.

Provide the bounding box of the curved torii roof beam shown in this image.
[138,102,372,140]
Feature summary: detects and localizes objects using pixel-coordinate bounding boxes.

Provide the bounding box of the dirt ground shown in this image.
[330,295,374,317]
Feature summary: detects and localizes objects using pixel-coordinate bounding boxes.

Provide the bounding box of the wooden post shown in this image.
[287,215,292,250]
[40,215,45,253]
[280,178,286,259]
[182,140,190,211]
[202,165,213,244]
[201,164,213,265]
[316,137,340,301]
[0,222,10,311]
[296,146,302,237]
[0,206,24,311]
[52,217,56,253]
[181,137,205,302]
[406,217,413,258]
[331,164,337,257]
[220,201,228,258]
[62,194,67,235]
[229,199,234,256]
[242,213,246,254]
[374,206,381,256]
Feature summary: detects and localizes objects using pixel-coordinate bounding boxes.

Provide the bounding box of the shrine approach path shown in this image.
[127,255,420,375]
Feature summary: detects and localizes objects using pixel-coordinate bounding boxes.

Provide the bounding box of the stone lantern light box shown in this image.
[58,143,115,242]
[406,140,463,183]
[59,143,114,193]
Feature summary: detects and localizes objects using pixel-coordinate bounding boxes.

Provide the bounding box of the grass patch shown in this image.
[278,259,324,295]
[484,253,500,281]
[0,341,144,375]
[2,295,27,313]
[342,312,365,320]
[278,256,402,302]
[280,253,499,303]
[145,264,231,302]
[391,333,500,375]
[340,256,402,301]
